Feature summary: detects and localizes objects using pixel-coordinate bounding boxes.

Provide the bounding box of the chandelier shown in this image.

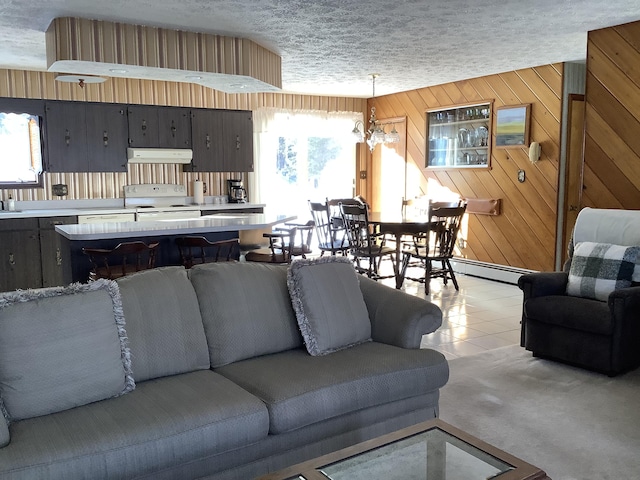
[352,74,400,151]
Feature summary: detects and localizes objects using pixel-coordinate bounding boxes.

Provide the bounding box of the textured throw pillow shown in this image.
[116,266,210,382]
[567,242,640,301]
[0,279,134,422]
[287,256,371,356]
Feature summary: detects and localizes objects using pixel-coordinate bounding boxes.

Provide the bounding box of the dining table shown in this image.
[368,211,436,289]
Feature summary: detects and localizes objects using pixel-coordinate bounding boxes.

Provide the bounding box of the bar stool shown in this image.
[82,241,160,281]
[175,236,240,268]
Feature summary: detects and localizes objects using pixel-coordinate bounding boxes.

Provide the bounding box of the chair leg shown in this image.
[446,259,459,290]
[424,260,432,295]
[441,260,448,285]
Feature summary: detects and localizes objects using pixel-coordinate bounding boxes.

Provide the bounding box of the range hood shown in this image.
[126,148,193,164]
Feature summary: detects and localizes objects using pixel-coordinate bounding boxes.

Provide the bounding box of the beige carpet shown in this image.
[438,345,640,480]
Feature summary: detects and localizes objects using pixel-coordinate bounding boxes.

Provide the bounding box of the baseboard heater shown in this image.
[450,258,536,285]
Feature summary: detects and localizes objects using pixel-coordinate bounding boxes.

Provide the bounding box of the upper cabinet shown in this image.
[46,101,128,172]
[186,109,253,172]
[127,105,191,148]
[426,102,492,169]
[38,98,253,173]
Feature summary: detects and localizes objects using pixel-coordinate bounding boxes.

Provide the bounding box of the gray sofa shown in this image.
[0,260,449,479]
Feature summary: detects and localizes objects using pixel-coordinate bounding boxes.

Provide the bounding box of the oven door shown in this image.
[135,209,201,222]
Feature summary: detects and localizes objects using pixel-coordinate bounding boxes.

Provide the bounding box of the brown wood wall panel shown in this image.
[0,69,366,203]
[584,20,640,210]
[371,64,563,271]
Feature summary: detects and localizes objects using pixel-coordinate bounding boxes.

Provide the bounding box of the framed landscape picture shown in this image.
[495,104,530,148]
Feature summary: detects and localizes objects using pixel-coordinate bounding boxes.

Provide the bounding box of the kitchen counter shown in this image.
[0,203,266,220]
[55,212,297,240]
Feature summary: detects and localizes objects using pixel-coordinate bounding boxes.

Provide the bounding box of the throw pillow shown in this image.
[0,279,134,422]
[287,256,371,356]
[566,242,640,302]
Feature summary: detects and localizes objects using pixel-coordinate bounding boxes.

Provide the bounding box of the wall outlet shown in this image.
[52,184,68,196]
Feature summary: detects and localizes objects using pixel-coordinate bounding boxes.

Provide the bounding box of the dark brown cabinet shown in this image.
[39,216,77,287]
[128,105,191,148]
[186,108,253,172]
[0,219,42,291]
[45,101,128,172]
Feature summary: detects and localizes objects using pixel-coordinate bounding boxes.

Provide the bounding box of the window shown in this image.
[253,109,360,219]
[0,98,45,187]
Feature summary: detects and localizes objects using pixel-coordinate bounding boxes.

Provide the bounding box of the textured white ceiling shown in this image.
[1,0,640,97]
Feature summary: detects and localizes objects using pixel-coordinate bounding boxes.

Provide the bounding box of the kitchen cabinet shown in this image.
[186,108,253,172]
[0,219,42,291]
[45,101,128,172]
[426,102,492,169]
[128,105,191,148]
[39,216,77,287]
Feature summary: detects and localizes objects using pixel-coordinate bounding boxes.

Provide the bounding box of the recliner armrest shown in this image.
[518,272,568,299]
[358,276,442,349]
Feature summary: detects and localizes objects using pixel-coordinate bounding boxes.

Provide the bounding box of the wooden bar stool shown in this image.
[82,241,160,281]
[175,236,240,268]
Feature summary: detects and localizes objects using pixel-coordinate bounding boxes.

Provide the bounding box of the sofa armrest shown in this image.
[518,272,568,300]
[609,286,640,374]
[358,276,442,349]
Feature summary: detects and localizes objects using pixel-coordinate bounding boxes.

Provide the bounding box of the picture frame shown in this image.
[495,104,530,149]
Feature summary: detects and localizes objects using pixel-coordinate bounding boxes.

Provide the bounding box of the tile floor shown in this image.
[379,273,523,360]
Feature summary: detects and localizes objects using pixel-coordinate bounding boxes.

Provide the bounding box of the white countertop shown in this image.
[55,212,297,240]
[0,202,266,220]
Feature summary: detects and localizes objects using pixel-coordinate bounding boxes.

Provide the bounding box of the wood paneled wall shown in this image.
[583,20,640,209]
[0,69,366,202]
[371,64,564,271]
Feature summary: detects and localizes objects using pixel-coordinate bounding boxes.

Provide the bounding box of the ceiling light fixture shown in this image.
[54,73,107,88]
[352,74,400,151]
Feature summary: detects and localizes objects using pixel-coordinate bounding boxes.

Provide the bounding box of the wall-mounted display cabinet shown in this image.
[426,102,492,169]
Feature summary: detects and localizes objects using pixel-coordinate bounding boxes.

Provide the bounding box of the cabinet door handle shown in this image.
[171,120,177,137]
[141,120,147,132]
[205,134,211,150]
[8,253,15,266]
[236,135,241,150]
[65,129,71,146]
[56,248,62,266]
[103,130,109,147]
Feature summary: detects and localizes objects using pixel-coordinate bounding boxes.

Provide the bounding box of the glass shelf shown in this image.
[426,102,492,169]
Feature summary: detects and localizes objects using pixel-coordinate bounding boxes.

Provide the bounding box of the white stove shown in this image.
[123,184,202,221]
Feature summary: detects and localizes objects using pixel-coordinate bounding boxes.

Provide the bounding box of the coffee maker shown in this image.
[227,179,247,203]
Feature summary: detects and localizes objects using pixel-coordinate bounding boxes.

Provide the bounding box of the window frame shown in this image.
[0,97,46,189]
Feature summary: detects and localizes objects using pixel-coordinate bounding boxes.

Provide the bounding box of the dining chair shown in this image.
[244,221,315,263]
[82,241,160,281]
[400,205,467,294]
[175,236,240,268]
[340,202,395,280]
[308,200,349,256]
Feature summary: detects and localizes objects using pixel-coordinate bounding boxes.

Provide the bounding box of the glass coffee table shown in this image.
[257,419,549,480]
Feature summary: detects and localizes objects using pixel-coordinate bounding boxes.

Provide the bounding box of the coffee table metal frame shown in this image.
[257,418,549,480]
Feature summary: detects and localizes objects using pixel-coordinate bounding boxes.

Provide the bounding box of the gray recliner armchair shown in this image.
[518,208,640,376]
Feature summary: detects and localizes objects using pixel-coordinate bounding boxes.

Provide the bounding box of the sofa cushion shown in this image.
[0,280,134,422]
[189,262,302,368]
[524,295,612,335]
[116,266,210,382]
[0,370,269,479]
[0,415,8,448]
[567,242,639,301]
[287,256,371,356]
[216,342,449,434]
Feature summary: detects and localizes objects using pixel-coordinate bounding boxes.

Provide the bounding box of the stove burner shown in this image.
[137,205,153,209]
[170,204,188,207]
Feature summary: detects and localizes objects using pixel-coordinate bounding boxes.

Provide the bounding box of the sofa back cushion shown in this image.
[189,262,302,368]
[0,280,134,422]
[117,267,210,381]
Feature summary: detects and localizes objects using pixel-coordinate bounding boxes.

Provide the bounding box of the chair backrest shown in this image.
[175,236,239,268]
[340,202,378,255]
[83,241,159,280]
[428,205,467,259]
[428,199,465,217]
[327,197,365,229]
[284,220,315,257]
[309,201,332,242]
[570,207,640,280]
